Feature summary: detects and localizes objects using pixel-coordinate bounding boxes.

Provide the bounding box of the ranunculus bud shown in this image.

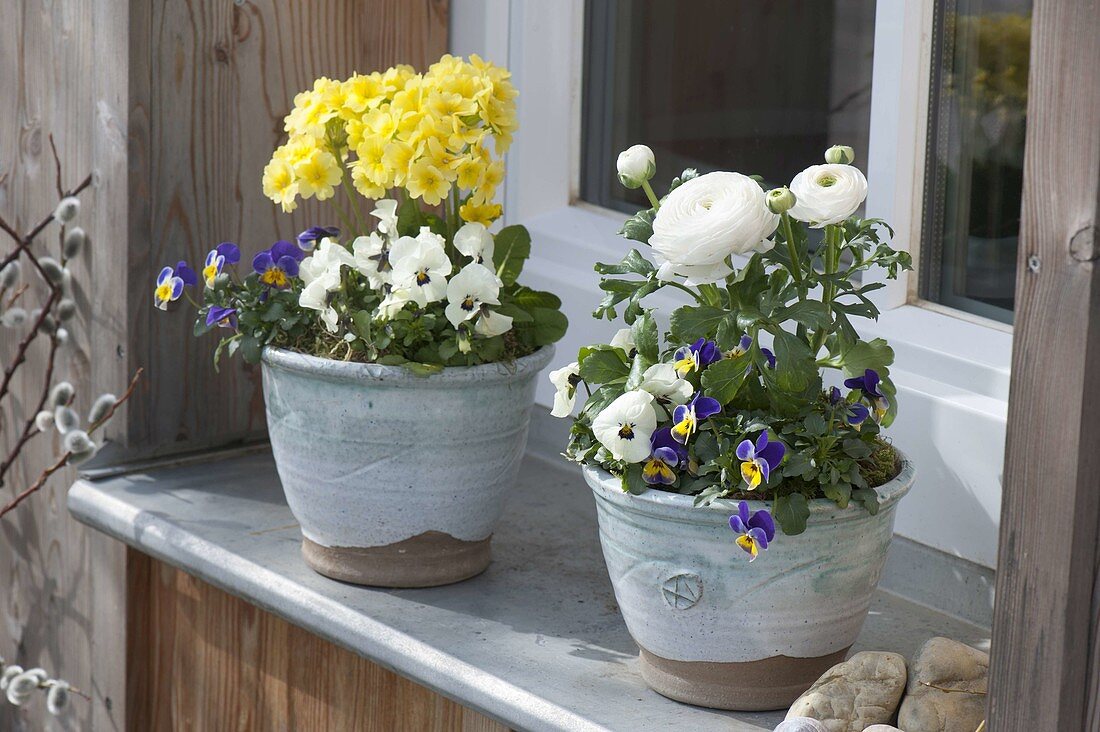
[824,145,855,165]
[63,227,86,259]
[54,406,80,434]
[50,381,75,408]
[35,410,55,432]
[54,196,80,223]
[88,393,117,424]
[0,307,27,328]
[39,257,65,285]
[616,144,656,190]
[57,298,77,322]
[46,680,70,715]
[64,429,95,455]
[766,186,797,214]
[0,260,20,289]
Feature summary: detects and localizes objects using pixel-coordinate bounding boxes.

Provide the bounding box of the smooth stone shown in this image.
[775,718,829,732]
[785,651,907,732]
[863,726,903,731]
[897,637,988,732]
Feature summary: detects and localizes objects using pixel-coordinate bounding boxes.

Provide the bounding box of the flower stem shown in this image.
[641,180,661,210]
[697,283,723,308]
[811,224,840,355]
[662,280,709,306]
[781,212,805,298]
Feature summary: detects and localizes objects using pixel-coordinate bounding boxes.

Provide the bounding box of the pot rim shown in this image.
[584,448,914,527]
[261,343,555,387]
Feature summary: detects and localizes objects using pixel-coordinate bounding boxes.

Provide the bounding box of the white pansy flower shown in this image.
[638,363,693,406]
[787,163,868,227]
[616,144,656,189]
[378,287,412,319]
[649,172,778,276]
[445,263,501,328]
[370,199,399,236]
[591,390,657,463]
[320,306,340,333]
[299,237,353,286]
[299,277,335,312]
[389,230,451,306]
[609,328,635,354]
[352,232,391,288]
[548,361,581,418]
[453,222,495,264]
[474,309,513,337]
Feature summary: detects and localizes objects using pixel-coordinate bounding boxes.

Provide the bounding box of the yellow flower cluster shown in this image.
[262,55,517,226]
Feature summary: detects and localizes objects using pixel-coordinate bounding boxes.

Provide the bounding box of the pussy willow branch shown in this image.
[0,289,60,410]
[0,173,92,273]
[0,335,59,487]
[0,368,143,520]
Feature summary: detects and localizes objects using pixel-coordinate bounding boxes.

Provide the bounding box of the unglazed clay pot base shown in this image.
[301,532,492,588]
[638,646,850,711]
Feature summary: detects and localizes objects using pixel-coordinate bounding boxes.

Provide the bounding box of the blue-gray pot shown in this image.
[262,345,554,587]
[584,455,914,711]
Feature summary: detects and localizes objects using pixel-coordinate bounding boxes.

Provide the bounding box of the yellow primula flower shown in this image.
[364,108,399,140]
[355,135,392,187]
[280,135,318,165]
[262,158,299,213]
[406,158,451,206]
[350,160,386,199]
[459,200,502,226]
[454,154,484,191]
[285,89,336,139]
[294,150,342,201]
[343,72,385,114]
[382,141,416,186]
[472,160,505,204]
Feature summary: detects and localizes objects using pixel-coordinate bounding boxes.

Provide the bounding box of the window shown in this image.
[920,1,1032,323]
[581,1,877,216]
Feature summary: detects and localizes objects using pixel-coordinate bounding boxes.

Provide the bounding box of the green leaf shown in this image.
[839,338,894,378]
[404,362,444,377]
[595,248,657,276]
[397,196,422,237]
[700,355,750,405]
[625,353,647,390]
[352,310,373,341]
[579,347,629,384]
[618,210,656,244]
[771,330,818,393]
[621,464,648,495]
[512,289,562,309]
[493,225,532,286]
[822,482,852,508]
[852,487,880,515]
[580,382,624,420]
[772,492,810,536]
[239,334,262,364]
[775,300,830,330]
[631,310,659,362]
[529,306,568,346]
[193,317,214,337]
[669,305,725,343]
[494,302,535,323]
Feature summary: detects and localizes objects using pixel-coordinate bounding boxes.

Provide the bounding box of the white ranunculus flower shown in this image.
[389,232,451,306]
[787,163,868,227]
[638,363,693,405]
[609,328,635,354]
[616,144,656,189]
[454,222,495,264]
[474,309,513,337]
[653,256,733,286]
[548,361,581,418]
[591,390,657,463]
[445,263,501,328]
[649,172,779,274]
[370,199,399,236]
[352,232,391,288]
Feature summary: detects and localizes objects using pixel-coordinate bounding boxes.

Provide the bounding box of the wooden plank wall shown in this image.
[127,552,508,731]
[987,0,1100,728]
[2,0,446,729]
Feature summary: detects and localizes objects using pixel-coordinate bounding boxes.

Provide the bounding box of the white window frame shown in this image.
[452,0,1009,568]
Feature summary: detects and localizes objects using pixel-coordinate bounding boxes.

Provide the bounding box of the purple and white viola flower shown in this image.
[202,242,241,287]
[253,240,304,289]
[153,265,187,310]
[205,305,238,330]
[297,225,340,252]
[673,338,722,377]
[829,386,870,427]
[736,431,786,490]
[642,427,688,485]
[670,392,721,444]
[729,501,776,561]
[637,362,693,406]
[844,368,889,421]
[730,333,753,357]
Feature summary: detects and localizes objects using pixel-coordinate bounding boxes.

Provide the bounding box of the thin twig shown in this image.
[0,335,59,485]
[48,134,64,199]
[918,680,987,695]
[5,282,29,308]
[0,173,92,270]
[0,288,59,408]
[0,369,143,520]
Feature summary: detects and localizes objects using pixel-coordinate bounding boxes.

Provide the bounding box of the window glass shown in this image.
[920,1,1031,323]
[581,1,877,216]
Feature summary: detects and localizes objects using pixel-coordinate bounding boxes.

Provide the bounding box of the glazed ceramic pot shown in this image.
[585,456,914,711]
[262,345,554,588]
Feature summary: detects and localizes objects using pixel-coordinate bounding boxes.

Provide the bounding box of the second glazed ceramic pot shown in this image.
[585,456,914,710]
[262,345,554,588]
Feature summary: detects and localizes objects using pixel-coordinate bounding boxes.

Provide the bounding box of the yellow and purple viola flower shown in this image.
[206,305,238,330]
[670,392,721,444]
[829,386,870,427]
[730,334,752,357]
[642,427,688,485]
[736,431,785,490]
[153,262,196,311]
[253,240,304,289]
[674,338,722,377]
[728,500,776,561]
[297,225,340,252]
[202,242,241,287]
[843,368,889,421]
